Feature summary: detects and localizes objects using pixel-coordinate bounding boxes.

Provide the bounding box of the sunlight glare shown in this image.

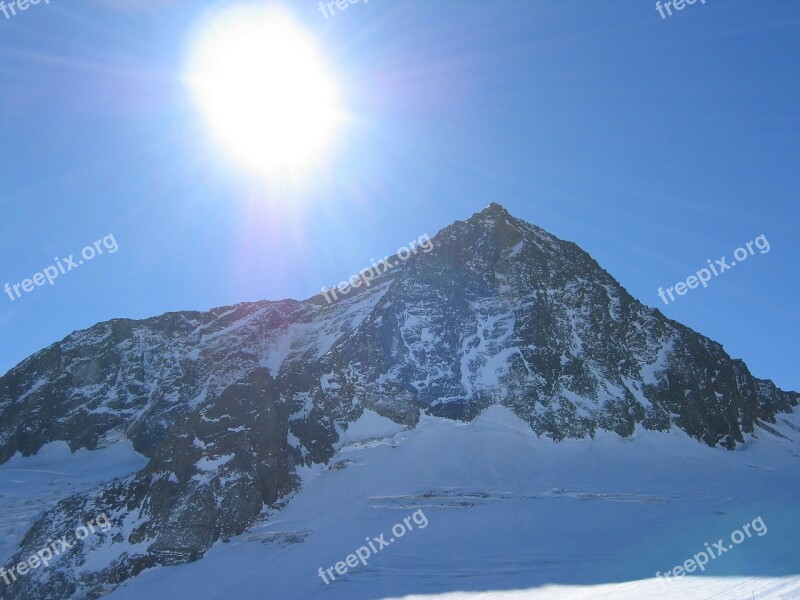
[185,5,340,176]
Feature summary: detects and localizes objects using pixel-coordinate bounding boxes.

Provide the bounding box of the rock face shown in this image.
[0,204,796,598]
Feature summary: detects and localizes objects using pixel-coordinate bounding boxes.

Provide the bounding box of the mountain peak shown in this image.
[478,202,512,219]
[458,202,527,247]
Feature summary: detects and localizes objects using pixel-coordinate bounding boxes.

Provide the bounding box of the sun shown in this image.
[185,5,340,175]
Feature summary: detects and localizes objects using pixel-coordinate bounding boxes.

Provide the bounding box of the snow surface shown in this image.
[338,410,408,446]
[95,406,800,600]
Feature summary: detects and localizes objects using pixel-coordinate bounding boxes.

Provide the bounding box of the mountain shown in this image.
[0,204,797,599]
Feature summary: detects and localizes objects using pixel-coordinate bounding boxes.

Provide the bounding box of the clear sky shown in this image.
[1,0,798,392]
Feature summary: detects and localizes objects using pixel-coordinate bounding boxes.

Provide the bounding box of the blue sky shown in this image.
[0,0,798,391]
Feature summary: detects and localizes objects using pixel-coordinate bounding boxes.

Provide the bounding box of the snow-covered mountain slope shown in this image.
[0,204,797,598]
[102,405,800,600]
[0,441,147,567]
